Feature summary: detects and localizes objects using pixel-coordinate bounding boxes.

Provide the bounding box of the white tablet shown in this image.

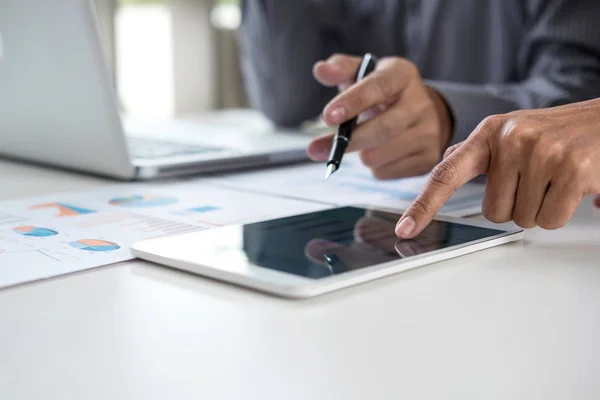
[131,206,523,298]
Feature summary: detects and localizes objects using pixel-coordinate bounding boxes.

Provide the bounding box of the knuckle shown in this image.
[501,121,538,149]
[388,57,404,69]
[565,149,591,173]
[562,151,592,188]
[499,130,522,153]
[347,92,367,115]
[374,118,396,145]
[471,114,507,143]
[537,140,566,166]
[410,196,431,216]
[479,114,506,131]
[513,124,537,140]
[414,99,437,118]
[429,160,459,187]
[398,58,419,77]
[371,71,397,101]
[384,57,419,81]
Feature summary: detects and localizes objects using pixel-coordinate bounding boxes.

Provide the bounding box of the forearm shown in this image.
[239,1,342,127]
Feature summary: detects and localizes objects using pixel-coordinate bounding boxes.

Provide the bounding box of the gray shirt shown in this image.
[239,0,600,145]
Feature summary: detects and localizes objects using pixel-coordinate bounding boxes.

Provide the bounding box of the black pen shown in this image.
[325,53,378,179]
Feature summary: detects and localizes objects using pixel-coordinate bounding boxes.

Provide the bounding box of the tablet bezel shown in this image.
[131,205,524,298]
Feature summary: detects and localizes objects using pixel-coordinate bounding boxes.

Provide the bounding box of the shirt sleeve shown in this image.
[426,0,600,146]
[239,1,352,127]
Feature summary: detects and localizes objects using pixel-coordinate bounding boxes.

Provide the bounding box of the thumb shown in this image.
[395,135,491,239]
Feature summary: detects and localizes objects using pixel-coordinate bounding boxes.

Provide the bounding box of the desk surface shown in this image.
[1,158,600,400]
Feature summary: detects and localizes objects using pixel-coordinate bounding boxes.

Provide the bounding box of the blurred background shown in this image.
[94,0,247,120]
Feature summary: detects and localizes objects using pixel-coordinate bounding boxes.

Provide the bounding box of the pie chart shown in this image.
[109,194,178,208]
[69,239,121,252]
[13,226,59,237]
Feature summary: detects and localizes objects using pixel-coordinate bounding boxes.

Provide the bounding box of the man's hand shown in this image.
[307,54,453,180]
[395,99,600,238]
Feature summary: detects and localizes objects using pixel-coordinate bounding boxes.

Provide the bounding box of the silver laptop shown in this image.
[0,0,313,180]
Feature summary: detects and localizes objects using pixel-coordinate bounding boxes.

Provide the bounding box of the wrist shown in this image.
[426,86,454,152]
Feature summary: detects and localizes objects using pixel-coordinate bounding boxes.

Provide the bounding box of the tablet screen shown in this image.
[241,207,503,279]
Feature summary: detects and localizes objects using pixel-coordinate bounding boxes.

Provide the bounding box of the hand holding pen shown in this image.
[307,54,454,180]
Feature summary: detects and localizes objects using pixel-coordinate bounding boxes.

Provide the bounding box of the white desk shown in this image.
[1,158,600,400]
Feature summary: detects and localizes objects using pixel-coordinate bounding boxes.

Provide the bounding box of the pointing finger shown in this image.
[313,54,362,87]
[395,135,491,238]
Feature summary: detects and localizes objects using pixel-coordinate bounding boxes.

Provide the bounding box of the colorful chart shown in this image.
[29,202,96,217]
[69,239,121,252]
[109,195,178,208]
[13,226,59,237]
[173,205,220,216]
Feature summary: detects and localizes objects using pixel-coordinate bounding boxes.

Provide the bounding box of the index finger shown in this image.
[313,54,362,87]
[322,58,413,126]
[395,136,491,238]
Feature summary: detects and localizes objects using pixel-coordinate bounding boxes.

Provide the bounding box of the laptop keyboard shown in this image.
[128,137,223,160]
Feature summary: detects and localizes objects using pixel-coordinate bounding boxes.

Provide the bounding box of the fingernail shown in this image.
[328,106,346,125]
[395,216,416,238]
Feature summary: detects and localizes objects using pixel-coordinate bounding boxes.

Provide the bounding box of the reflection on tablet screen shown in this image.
[242,207,503,279]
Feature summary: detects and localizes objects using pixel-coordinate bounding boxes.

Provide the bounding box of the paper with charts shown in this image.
[0,183,326,289]
[212,154,486,216]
